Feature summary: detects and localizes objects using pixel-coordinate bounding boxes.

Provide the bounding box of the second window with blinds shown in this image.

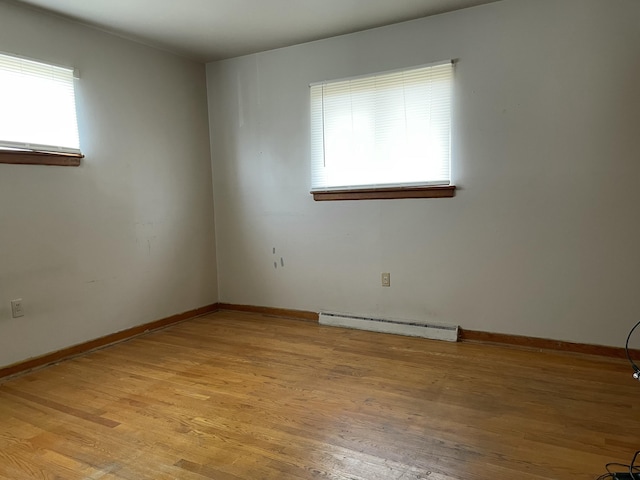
[310,61,455,201]
[0,51,82,166]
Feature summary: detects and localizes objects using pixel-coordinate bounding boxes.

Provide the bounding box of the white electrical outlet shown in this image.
[381,272,391,287]
[11,299,24,318]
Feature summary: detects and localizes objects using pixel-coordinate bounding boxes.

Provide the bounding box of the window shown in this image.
[310,61,455,200]
[0,52,82,166]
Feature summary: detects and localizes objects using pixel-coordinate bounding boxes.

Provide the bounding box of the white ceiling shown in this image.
[13,0,498,63]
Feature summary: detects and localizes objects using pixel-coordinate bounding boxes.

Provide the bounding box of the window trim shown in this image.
[310,60,454,198]
[0,150,83,167]
[312,184,455,201]
[0,51,82,163]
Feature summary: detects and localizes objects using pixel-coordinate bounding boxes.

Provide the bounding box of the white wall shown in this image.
[207,0,640,347]
[0,1,218,367]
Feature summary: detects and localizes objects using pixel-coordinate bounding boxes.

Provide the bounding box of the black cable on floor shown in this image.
[625,320,640,379]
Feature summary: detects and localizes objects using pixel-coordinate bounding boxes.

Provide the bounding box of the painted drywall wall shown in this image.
[207,0,640,347]
[0,1,218,367]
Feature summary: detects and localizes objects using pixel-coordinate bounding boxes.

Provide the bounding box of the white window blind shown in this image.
[310,61,453,191]
[0,52,81,154]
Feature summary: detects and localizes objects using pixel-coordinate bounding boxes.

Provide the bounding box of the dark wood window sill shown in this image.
[0,150,83,167]
[312,185,456,201]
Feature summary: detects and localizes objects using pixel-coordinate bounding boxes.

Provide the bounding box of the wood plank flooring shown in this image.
[1,311,638,479]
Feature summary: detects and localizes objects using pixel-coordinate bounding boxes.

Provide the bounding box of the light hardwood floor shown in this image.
[0,311,638,479]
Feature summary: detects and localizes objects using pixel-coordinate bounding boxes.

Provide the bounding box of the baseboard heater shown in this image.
[319,312,459,342]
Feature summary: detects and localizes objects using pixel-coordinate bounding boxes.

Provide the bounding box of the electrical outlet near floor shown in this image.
[11,299,24,318]
[381,272,391,287]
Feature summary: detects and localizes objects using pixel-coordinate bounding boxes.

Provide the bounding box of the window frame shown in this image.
[310,61,455,200]
[0,52,83,167]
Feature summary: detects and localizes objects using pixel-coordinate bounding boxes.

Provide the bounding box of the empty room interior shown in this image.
[1,0,640,478]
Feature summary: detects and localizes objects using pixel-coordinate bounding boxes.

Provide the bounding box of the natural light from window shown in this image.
[310,61,453,192]
[0,52,80,154]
